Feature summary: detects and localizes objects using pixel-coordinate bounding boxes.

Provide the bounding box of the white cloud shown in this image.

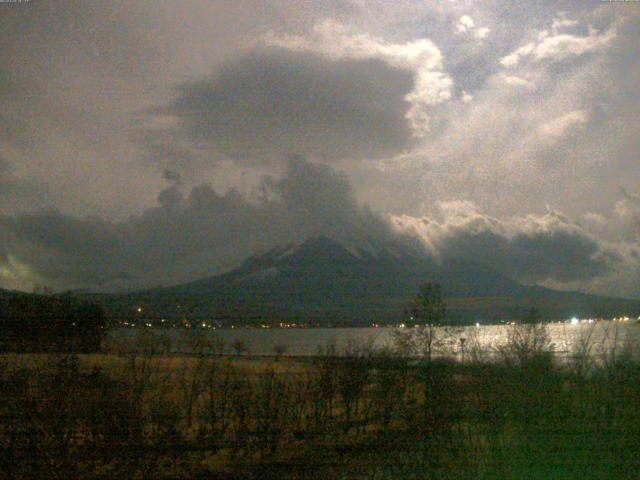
[456,14,490,39]
[500,74,535,89]
[456,15,475,33]
[501,20,616,68]
[474,27,491,40]
[552,17,579,34]
[537,110,589,141]
[582,212,606,228]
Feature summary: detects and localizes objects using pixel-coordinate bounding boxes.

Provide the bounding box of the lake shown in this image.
[108,320,640,360]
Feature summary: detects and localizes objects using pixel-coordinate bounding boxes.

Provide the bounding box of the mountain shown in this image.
[98,236,640,326]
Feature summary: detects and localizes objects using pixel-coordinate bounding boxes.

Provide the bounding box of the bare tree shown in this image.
[394,282,447,361]
[498,319,552,368]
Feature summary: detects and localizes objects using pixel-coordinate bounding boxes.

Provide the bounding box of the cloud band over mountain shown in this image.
[1,158,632,295]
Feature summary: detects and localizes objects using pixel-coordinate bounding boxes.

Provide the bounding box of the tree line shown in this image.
[0,293,106,353]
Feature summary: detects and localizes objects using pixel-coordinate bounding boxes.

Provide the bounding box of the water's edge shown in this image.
[107,321,640,359]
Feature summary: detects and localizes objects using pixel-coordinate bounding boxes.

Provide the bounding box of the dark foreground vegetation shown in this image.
[0,293,105,353]
[1,322,639,480]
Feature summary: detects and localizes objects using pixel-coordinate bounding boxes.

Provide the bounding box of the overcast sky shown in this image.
[1,0,639,297]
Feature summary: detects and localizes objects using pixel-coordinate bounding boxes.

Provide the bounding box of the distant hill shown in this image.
[95,236,640,326]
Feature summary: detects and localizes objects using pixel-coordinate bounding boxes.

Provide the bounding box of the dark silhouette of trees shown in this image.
[0,293,106,353]
[409,282,447,328]
[395,282,448,360]
[522,306,541,324]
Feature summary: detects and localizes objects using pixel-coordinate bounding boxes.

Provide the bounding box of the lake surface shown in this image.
[108,321,640,360]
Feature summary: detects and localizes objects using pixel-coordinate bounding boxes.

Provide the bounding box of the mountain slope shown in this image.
[101,236,640,325]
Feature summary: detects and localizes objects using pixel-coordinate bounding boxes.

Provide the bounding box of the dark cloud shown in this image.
[507,224,619,282]
[0,158,393,291]
[163,169,182,185]
[1,155,623,293]
[392,205,622,284]
[266,155,398,248]
[0,187,286,291]
[271,156,355,232]
[151,48,415,163]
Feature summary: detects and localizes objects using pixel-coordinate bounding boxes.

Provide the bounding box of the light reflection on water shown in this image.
[109,321,640,359]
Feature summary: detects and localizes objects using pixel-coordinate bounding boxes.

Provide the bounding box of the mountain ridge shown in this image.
[96,235,640,325]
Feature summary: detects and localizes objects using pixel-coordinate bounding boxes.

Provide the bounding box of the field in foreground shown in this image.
[1,326,640,479]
